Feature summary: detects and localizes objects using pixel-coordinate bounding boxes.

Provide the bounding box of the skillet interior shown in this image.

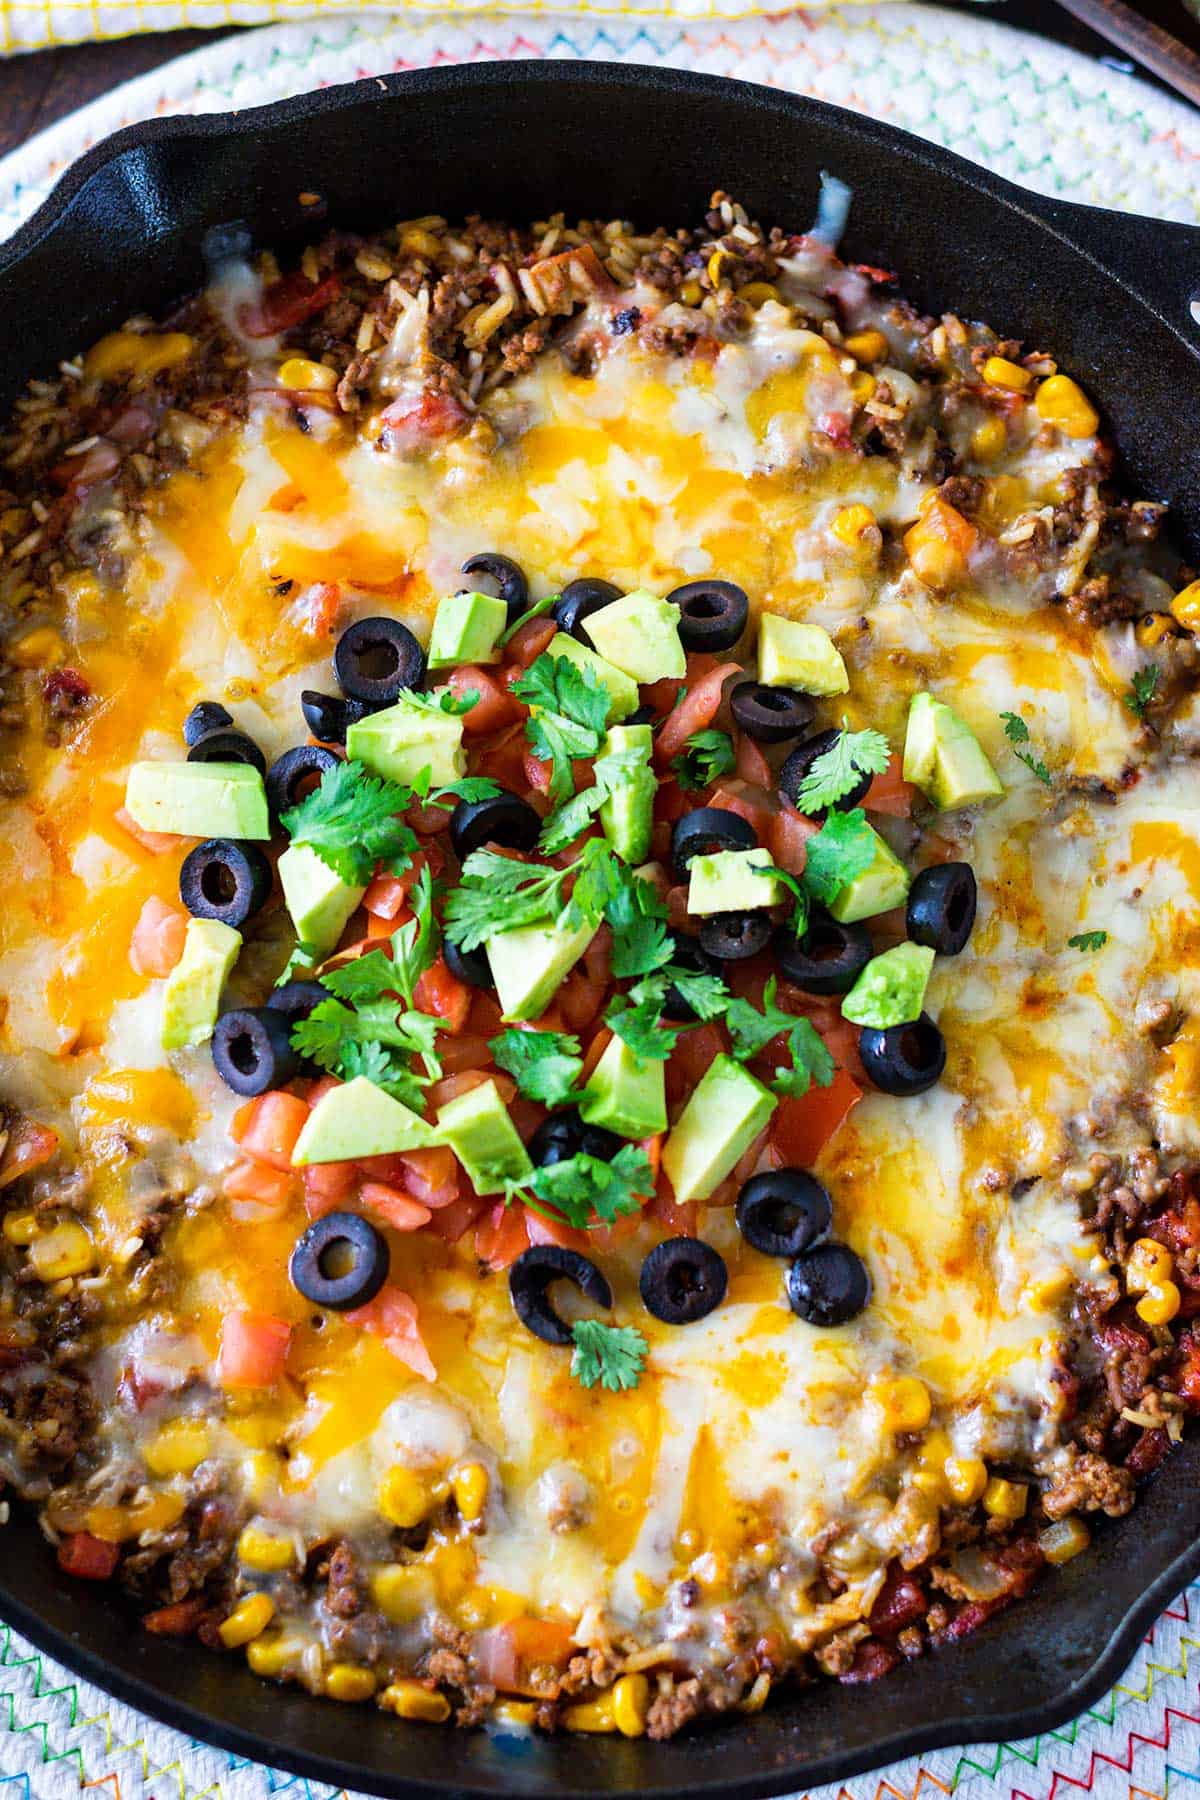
[1,62,1200,1797]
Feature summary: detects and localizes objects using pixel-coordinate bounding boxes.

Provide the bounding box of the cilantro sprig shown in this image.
[570,1319,648,1392]
[539,734,654,855]
[602,866,728,1049]
[792,725,890,814]
[1067,930,1108,952]
[511,653,611,804]
[281,758,419,887]
[1124,665,1160,722]
[443,839,621,952]
[670,729,736,793]
[1000,711,1052,787]
[765,806,879,940]
[489,1028,584,1108]
[727,976,836,1098]
[504,1145,653,1230]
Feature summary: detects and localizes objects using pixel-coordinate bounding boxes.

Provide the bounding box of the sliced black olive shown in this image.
[266,745,341,818]
[737,1170,832,1258]
[179,838,271,929]
[554,578,621,644]
[334,617,425,705]
[774,914,872,996]
[290,1212,389,1313]
[786,1242,870,1326]
[183,700,233,747]
[859,1013,946,1097]
[462,553,529,622]
[509,1245,613,1346]
[267,979,328,1028]
[443,936,493,990]
[300,689,371,745]
[699,911,773,963]
[781,729,872,816]
[450,789,542,863]
[625,703,656,727]
[729,680,815,745]
[907,862,977,956]
[187,729,266,776]
[667,580,749,653]
[670,805,757,879]
[661,933,722,1022]
[529,1112,622,1168]
[211,1007,300,1096]
[640,1237,728,1324]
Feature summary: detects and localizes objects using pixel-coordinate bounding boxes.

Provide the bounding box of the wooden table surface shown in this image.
[0,0,1198,158]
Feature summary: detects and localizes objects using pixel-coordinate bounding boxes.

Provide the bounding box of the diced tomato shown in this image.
[224,1160,294,1212]
[650,1181,697,1238]
[559,971,605,1033]
[216,1312,292,1389]
[302,1160,358,1215]
[735,733,771,786]
[425,1194,487,1244]
[467,991,505,1039]
[448,665,519,734]
[359,1181,433,1232]
[707,780,775,840]
[396,1146,460,1209]
[655,664,740,763]
[236,1091,310,1172]
[407,799,453,835]
[509,1097,547,1144]
[475,724,530,791]
[771,1068,862,1166]
[436,1036,498,1078]
[864,754,916,818]
[642,676,686,720]
[57,1532,120,1581]
[113,805,180,855]
[582,925,612,989]
[0,1117,59,1190]
[665,884,691,930]
[129,895,189,976]
[307,1075,343,1106]
[414,955,472,1033]
[523,750,553,797]
[475,1202,530,1270]
[868,1567,928,1638]
[525,1209,592,1255]
[143,1598,207,1636]
[503,616,558,669]
[639,1134,664,1184]
[666,1022,727,1106]
[474,1618,577,1696]
[347,1286,436,1380]
[379,389,469,450]
[239,271,341,338]
[295,580,342,642]
[363,875,410,920]
[580,1028,613,1083]
[768,805,818,876]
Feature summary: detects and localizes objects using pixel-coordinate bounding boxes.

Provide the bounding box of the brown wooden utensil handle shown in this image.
[1052,0,1200,108]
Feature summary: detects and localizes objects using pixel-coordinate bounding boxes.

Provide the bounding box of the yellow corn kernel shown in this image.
[679,278,703,307]
[2,1211,39,1246]
[831,503,877,547]
[982,1477,1028,1521]
[738,1672,772,1714]
[237,1523,296,1572]
[970,416,1008,463]
[843,328,889,365]
[1038,1516,1091,1565]
[611,1673,651,1738]
[371,1563,437,1624]
[1035,373,1099,439]
[241,1450,283,1506]
[325,1663,378,1703]
[28,1219,94,1281]
[944,1456,989,1505]
[379,1680,452,1723]
[1136,612,1177,650]
[1126,1236,1174,1294]
[133,1491,187,1534]
[849,370,877,404]
[1137,1281,1181,1326]
[707,249,728,288]
[219,1593,276,1648]
[1170,581,1200,633]
[737,281,780,309]
[1028,1267,1074,1310]
[9,627,66,670]
[377,1465,431,1529]
[873,1376,932,1433]
[246,1631,304,1678]
[144,1419,211,1478]
[492,1700,538,1731]
[451,1462,489,1524]
[982,355,1032,393]
[84,330,194,382]
[277,357,338,393]
[562,1695,617,1734]
[399,227,443,260]
[910,1469,948,1504]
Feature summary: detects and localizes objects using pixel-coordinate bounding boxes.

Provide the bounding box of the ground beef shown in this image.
[1043,1451,1136,1519]
[323,1539,365,1619]
[647,1677,705,1741]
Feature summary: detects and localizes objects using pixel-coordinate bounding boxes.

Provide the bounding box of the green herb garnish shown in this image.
[443,839,620,952]
[569,1319,648,1392]
[1000,711,1052,787]
[1067,930,1108,952]
[670,729,736,793]
[489,1028,584,1107]
[727,975,836,1098]
[280,758,418,886]
[792,725,890,814]
[504,1145,653,1230]
[1124,665,1160,722]
[511,652,611,804]
[799,807,878,909]
[539,735,653,855]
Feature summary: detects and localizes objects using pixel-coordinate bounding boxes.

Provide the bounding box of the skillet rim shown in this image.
[1,58,1200,1797]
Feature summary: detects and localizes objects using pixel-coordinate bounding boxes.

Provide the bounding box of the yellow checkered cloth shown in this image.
[0,0,883,55]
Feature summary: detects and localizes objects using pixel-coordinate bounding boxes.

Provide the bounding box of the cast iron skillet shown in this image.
[1,60,1199,1800]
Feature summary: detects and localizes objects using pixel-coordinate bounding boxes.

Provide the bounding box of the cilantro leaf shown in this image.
[281,758,418,886]
[539,737,653,855]
[388,865,439,1005]
[727,976,835,1098]
[489,1028,584,1107]
[1067,930,1108,952]
[793,726,890,813]
[605,992,681,1064]
[1000,710,1052,786]
[1000,711,1031,744]
[443,852,566,950]
[506,1145,652,1230]
[771,1015,836,1098]
[558,839,623,933]
[727,976,797,1063]
[427,776,503,808]
[655,965,728,1021]
[1125,665,1160,722]
[763,864,810,940]
[276,939,320,986]
[338,1038,426,1109]
[606,871,673,980]
[800,808,878,909]
[513,653,610,804]
[525,708,601,804]
[670,729,736,793]
[570,1319,648,1393]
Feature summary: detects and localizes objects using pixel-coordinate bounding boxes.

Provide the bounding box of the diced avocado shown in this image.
[841,942,935,1028]
[278,843,365,955]
[598,723,655,865]
[427,590,507,669]
[437,1078,532,1195]
[758,615,849,695]
[125,760,270,841]
[583,588,686,684]
[902,691,1003,811]
[827,827,910,924]
[347,692,466,788]
[662,1054,777,1206]
[578,1033,667,1139]
[161,918,241,1050]
[545,633,638,722]
[688,847,784,916]
[486,918,594,1022]
[292,1076,433,1165]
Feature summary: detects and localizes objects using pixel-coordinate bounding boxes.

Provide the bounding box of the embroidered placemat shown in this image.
[0,7,1198,1797]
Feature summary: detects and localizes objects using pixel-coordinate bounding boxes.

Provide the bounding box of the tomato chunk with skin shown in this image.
[771,1068,862,1166]
[216,1311,292,1390]
[57,1532,120,1581]
[234,1092,310,1172]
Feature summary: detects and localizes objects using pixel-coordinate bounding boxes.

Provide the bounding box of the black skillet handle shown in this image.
[1021,189,1200,348]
